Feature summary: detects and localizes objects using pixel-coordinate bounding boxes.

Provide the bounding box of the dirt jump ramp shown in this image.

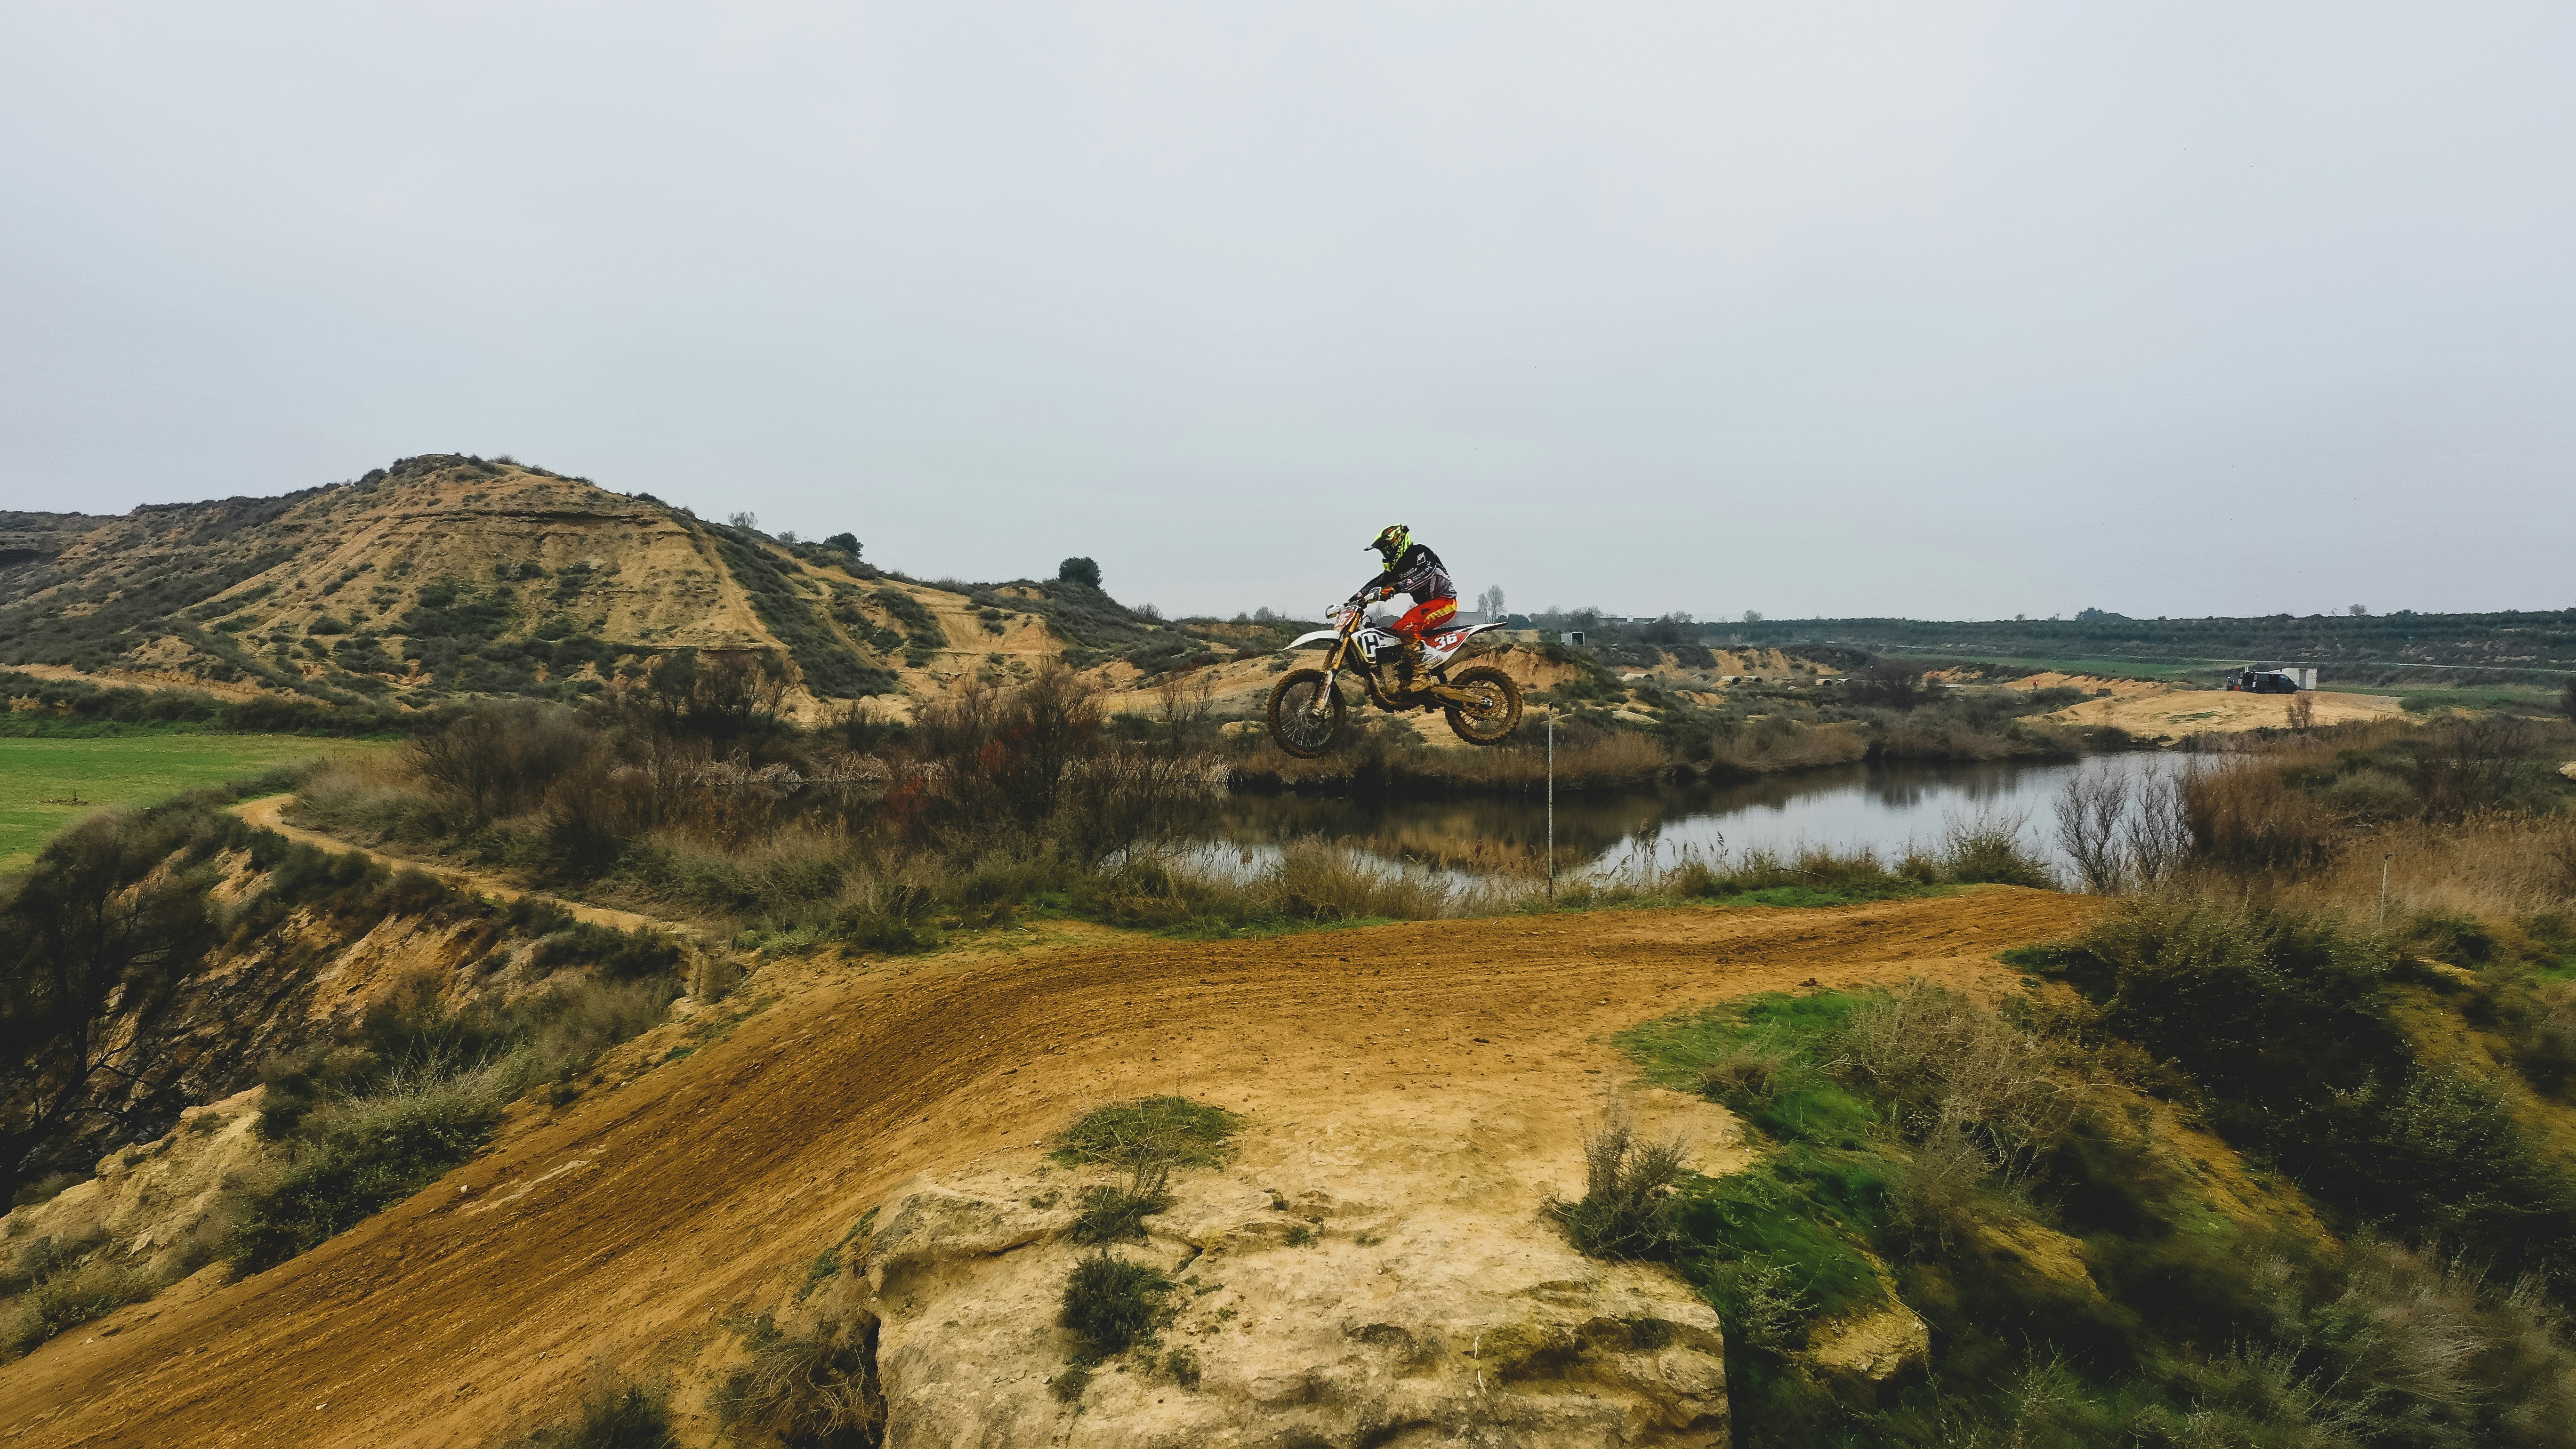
[0,889,2097,1447]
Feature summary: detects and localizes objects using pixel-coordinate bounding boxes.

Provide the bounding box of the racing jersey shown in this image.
[1360,542,1454,604]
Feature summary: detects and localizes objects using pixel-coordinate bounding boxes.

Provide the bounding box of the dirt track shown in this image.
[0,889,2099,1447]
[228,796,666,934]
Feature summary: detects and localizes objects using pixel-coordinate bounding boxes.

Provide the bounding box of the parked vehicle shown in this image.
[2224,667,2305,693]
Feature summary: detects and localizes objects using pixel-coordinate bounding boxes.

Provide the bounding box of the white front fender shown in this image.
[1286,628,1343,649]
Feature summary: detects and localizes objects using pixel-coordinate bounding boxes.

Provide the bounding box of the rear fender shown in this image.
[1422,620,1508,667]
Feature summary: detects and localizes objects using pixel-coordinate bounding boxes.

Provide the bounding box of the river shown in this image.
[1204,751,2177,884]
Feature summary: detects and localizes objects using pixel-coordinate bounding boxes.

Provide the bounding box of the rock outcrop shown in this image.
[0,1087,273,1286]
[818,1161,1729,1448]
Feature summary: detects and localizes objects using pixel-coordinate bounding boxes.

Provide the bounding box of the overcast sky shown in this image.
[4,3,2571,621]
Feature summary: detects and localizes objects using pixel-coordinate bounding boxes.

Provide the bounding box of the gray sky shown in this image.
[5,3,2571,621]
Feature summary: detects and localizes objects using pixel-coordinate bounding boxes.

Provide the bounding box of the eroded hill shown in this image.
[0,456,1240,717]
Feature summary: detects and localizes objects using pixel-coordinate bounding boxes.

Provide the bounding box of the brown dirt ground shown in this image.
[0,889,2098,1448]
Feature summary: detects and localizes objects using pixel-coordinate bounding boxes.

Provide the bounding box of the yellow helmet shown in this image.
[1368,524,1410,564]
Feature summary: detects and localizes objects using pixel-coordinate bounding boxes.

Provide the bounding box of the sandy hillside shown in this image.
[2003,672,2407,739]
[2,456,1207,720]
[0,887,2097,1447]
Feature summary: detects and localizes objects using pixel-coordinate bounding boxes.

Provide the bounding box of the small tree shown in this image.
[0,814,215,1198]
[1058,556,1103,589]
[1847,659,1929,710]
[1475,585,1505,619]
[824,532,861,559]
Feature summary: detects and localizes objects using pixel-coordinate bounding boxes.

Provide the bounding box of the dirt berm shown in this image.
[0,891,2097,1447]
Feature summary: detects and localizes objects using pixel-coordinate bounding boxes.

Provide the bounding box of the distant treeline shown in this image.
[1643,608,2576,683]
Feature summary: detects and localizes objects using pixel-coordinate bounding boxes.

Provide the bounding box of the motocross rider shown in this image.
[1351,524,1457,692]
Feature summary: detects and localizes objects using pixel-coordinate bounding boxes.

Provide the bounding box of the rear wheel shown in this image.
[1267,668,1348,758]
[1442,664,1523,746]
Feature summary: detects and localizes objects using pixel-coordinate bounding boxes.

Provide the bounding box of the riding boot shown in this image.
[1398,635,1427,694]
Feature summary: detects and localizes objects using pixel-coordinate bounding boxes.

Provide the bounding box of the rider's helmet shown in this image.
[1368,524,1410,566]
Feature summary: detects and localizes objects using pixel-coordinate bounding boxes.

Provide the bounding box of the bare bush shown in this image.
[1839,982,2074,1195]
[1545,1111,1690,1260]
[1706,1255,1813,1351]
[710,1312,884,1448]
[2125,760,2191,889]
[2330,1239,2493,1412]
[407,701,594,823]
[2054,764,2130,893]
[1939,811,2053,887]
[2420,715,2543,818]
[2182,756,2336,871]
[1887,1118,1990,1253]
[1697,1034,1794,1103]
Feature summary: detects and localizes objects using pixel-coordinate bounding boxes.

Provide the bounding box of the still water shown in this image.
[1206,751,2176,883]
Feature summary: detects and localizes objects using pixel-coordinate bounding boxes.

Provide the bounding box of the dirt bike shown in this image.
[1265,598,1525,758]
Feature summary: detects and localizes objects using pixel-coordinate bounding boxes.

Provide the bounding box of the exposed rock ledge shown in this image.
[820,1159,1730,1448]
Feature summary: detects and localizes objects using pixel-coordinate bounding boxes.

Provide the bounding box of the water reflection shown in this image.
[1210,752,2174,879]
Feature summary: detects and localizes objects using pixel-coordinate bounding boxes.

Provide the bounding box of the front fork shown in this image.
[1316,636,1352,713]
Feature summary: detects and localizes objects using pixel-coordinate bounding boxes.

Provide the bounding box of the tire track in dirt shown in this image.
[0,888,2101,1447]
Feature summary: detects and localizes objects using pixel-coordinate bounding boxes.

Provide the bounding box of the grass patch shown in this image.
[0,733,385,870]
[1602,971,2576,1447]
[2,1256,164,1359]
[1051,1096,1241,1171]
[225,1059,512,1272]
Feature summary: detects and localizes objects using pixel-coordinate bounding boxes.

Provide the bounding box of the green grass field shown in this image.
[0,734,390,872]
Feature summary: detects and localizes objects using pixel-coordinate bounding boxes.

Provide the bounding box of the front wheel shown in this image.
[1267,668,1348,759]
[1443,664,1523,746]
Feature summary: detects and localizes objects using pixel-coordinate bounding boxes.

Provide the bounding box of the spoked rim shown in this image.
[1274,680,1339,750]
[1449,681,1512,740]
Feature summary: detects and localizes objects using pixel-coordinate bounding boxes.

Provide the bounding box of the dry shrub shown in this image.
[2182,756,2338,871]
[711,1313,884,1449]
[1939,812,2054,887]
[1707,721,1871,774]
[511,1377,680,1449]
[3,1255,160,1358]
[2271,813,2576,921]
[1697,1034,1794,1103]
[1239,724,1669,792]
[407,701,595,824]
[1071,1162,1175,1245]
[1838,982,2075,1243]
[1886,1119,1992,1253]
[1545,1111,1690,1260]
[1261,840,1458,921]
[2054,763,2130,893]
[1705,1256,1815,1352]
[2331,1240,2496,1413]
[1874,722,2022,762]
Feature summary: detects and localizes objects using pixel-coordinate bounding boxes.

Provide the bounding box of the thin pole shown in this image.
[2379,853,2392,927]
[1546,708,1555,900]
